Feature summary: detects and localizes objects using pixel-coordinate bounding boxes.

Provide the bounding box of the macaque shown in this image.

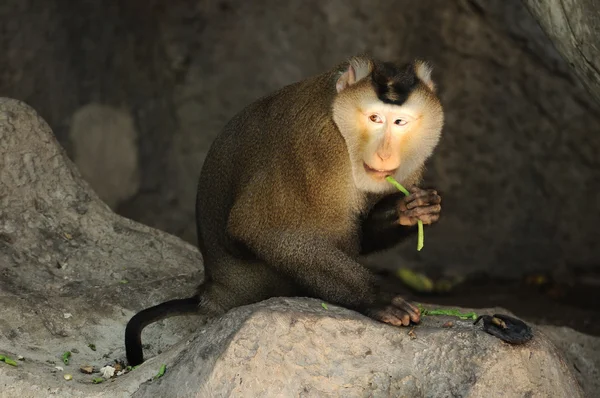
[125,55,444,365]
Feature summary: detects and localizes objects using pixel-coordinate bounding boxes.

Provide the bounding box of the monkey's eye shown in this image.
[394,119,408,126]
[369,114,383,124]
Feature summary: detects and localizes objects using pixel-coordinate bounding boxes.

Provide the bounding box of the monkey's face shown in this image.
[358,98,418,181]
[333,58,444,193]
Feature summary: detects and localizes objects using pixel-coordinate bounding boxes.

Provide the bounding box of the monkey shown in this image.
[125,55,444,366]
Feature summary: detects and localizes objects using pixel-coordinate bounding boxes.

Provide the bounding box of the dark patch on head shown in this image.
[370,61,419,106]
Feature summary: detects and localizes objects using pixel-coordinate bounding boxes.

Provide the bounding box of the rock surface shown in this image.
[134,298,586,398]
[0,97,201,396]
[1,0,599,279]
[0,97,593,397]
[69,104,140,208]
[540,325,600,397]
[523,0,600,104]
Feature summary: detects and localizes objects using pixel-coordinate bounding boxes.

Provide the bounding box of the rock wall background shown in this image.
[1,0,599,278]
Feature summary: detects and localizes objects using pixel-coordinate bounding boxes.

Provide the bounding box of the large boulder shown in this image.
[0,98,592,397]
[133,298,585,398]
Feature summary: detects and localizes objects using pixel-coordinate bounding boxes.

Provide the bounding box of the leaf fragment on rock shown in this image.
[154,364,167,380]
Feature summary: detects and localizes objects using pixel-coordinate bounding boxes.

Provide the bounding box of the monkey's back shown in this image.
[196,69,363,265]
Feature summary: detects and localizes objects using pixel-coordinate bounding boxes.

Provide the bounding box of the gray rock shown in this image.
[134,298,584,398]
[523,0,600,104]
[69,104,140,209]
[0,97,201,396]
[540,325,600,398]
[1,0,599,279]
[0,97,592,397]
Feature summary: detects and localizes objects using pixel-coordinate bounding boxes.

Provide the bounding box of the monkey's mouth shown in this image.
[363,163,398,179]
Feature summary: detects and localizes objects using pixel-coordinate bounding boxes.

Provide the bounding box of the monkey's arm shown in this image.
[230,226,420,325]
[236,225,378,306]
[360,193,416,255]
[360,188,441,255]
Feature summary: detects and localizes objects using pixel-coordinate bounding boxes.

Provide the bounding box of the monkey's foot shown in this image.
[365,296,421,327]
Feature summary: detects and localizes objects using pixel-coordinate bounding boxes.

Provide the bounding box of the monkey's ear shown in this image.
[336,57,372,93]
[414,60,436,92]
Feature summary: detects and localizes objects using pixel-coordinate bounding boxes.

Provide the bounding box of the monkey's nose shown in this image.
[377,150,392,161]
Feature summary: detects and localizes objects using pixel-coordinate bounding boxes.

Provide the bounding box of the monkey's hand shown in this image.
[365,296,421,326]
[398,187,441,226]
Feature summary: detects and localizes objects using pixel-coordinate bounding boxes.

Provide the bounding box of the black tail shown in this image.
[125,296,200,366]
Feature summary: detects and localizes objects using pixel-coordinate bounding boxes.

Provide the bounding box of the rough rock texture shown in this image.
[0,97,201,396]
[1,0,599,279]
[540,325,600,397]
[0,97,593,397]
[135,298,586,398]
[524,0,600,104]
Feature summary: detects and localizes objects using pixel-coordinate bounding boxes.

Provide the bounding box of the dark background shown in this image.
[1,0,599,332]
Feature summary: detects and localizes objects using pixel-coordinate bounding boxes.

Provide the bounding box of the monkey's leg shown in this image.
[360,188,441,255]
[242,231,421,326]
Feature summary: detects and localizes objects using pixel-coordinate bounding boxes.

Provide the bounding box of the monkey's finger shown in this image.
[398,199,408,212]
[391,296,421,313]
[386,306,412,326]
[404,189,436,205]
[398,215,418,226]
[400,312,411,326]
[404,204,441,218]
[406,191,441,209]
[418,213,440,225]
[370,307,407,327]
[391,296,421,323]
[405,188,434,201]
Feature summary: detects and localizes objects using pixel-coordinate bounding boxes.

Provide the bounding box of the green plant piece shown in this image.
[0,355,18,367]
[62,351,71,365]
[385,176,410,195]
[417,222,424,251]
[385,176,424,251]
[396,268,434,293]
[321,303,328,310]
[154,364,167,380]
[92,377,104,384]
[417,305,478,320]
